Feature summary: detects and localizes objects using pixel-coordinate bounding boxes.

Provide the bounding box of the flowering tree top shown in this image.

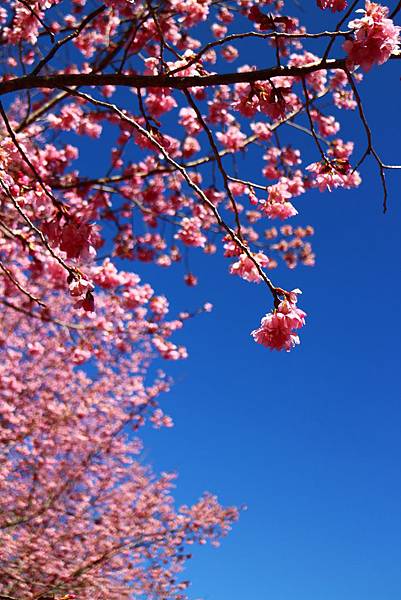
[0,0,400,358]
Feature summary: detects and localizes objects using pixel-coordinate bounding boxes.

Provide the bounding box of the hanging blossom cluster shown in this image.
[251,289,307,352]
[344,1,401,70]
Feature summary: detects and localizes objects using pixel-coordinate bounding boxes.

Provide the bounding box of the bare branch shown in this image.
[301,78,328,162]
[168,30,351,76]
[344,68,399,212]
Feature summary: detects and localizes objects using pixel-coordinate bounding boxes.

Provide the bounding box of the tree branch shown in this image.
[0,59,346,96]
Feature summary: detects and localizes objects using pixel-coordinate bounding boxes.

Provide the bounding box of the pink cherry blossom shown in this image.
[251,291,306,351]
[261,182,298,220]
[175,217,207,247]
[229,252,270,283]
[216,125,247,151]
[184,272,198,286]
[344,1,400,71]
[306,159,354,191]
[221,45,239,62]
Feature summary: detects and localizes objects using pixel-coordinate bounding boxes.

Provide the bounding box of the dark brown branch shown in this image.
[0,59,346,96]
[16,18,138,132]
[301,78,328,162]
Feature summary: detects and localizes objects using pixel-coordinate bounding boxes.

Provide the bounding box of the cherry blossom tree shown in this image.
[0,0,400,597]
[0,298,238,599]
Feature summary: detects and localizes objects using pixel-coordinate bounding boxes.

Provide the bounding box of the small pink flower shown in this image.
[150,408,174,428]
[150,295,169,318]
[317,0,347,12]
[74,291,95,313]
[211,23,227,38]
[229,252,269,283]
[175,217,206,248]
[250,121,272,141]
[69,277,94,297]
[216,126,246,152]
[221,45,238,62]
[263,200,298,220]
[261,182,298,220]
[179,107,202,135]
[184,273,198,286]
[182,136,201,157]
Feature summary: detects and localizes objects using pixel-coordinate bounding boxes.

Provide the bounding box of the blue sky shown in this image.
[53,3,401,598]
[134,11,401,600]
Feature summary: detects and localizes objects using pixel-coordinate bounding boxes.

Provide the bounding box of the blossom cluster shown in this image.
[344,2,400,71]
[252,290,307,352]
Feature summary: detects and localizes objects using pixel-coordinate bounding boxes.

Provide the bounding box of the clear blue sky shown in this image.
[137,11,401,600]
[71,5,401,599]
[138,57,401,596]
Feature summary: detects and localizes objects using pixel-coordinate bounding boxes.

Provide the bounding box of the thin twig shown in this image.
[390,0,401,18]
[0,262,45,307]
[344,68,397,212]
[227,175,268,192]
[321,0,360,62]
[30,5,106,76]
[183,89,244,238]
[0,101,66,212]
[301,78,328,162]
[167,30,351,76]
[17,0,55,42]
